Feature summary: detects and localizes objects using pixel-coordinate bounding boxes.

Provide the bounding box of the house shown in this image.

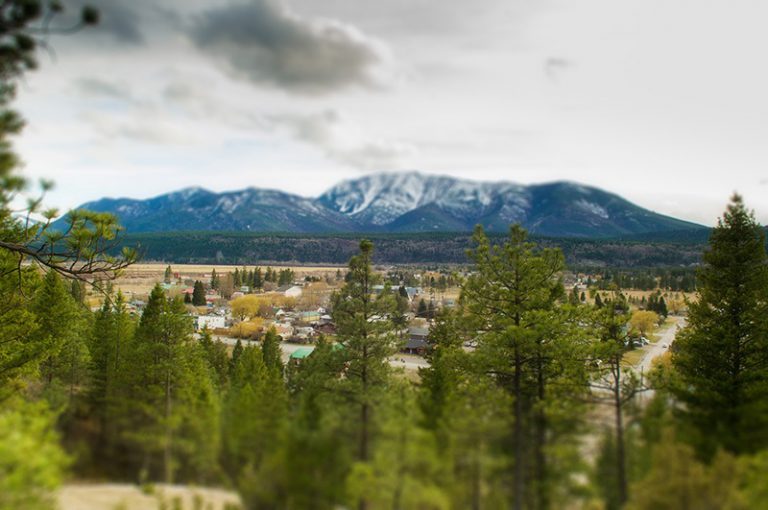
[272,322,294,338]
[292,326,315,343]
[314,322,337,335]
[277,285,303,298]
[297,311,321,324]
[289,347,315,363]
[402,326,430,355]
[194,315,227,331]
[404,287,423,301]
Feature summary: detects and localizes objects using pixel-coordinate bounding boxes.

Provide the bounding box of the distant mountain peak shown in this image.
[58,171,706,237]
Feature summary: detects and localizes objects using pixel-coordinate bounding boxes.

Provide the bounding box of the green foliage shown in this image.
[625,431,743,510]
[331,240,399,464]
[462,224,588,509]
[222,345,286,481]
[0,253,40,397]
[114,231,707,267]
[0,399,69,510]
[672,195,768,457]
[192,280,207,306]
[30,270,89,401]
[197,328,229,390]
[260,327,283,375]
[114,284,219,483]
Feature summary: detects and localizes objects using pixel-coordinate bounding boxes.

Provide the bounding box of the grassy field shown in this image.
[111,263,345,300]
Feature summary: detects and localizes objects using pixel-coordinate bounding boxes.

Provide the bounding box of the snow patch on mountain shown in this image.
[575,199,609,219]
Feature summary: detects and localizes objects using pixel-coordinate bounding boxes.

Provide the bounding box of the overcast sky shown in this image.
[14,0,768,225]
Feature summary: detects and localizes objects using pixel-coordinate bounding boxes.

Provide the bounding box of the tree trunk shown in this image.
[534,352,548,510]
[513,347,525,510]
[164,366,173,484]
[614,360,628,507]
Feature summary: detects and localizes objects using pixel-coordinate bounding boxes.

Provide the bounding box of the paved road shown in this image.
[637,315,686,374]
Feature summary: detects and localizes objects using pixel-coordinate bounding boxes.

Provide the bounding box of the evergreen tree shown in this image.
[595,293,604,308]
[253,267,263,290]
[31,270,89,403]
[70,280,86,305]
[672,195,768,457]
[164,265,173,284]
[233,268,241,288]
[192,280,207,306]
[198,328,229,390]
[88,291,134,466]
[462,225,587,510]
[229,339,244,378]
[210,269,219,290]
[417,298,428,317]
[0,255,40,398]
[261,327,283,375]
[116,285,218,483]
[331,239,400,510]
[222,345,287,482]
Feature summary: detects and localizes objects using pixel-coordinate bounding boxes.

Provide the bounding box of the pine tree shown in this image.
[417,298,427,317]
[210,268,219,290]
[331,239,400,510]
[198,328,229,390]
[253,267,263,290]
[164,265,172,284]
[462,225,587,510]
[261,327,283,375]
[672,195,768,457]
[31,271,89,402]
[88,291,135,464]
[233,268,241,288]
[192,280,206,306]
[595,293,604,309]
[116,284,218,483]
[222,345,287,481]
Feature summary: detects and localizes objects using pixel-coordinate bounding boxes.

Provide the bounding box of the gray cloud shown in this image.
[75,77,133,100]
[189,0,388,94]
[268,110,411,169]
[544,57,571,83]
[65,0,145,44]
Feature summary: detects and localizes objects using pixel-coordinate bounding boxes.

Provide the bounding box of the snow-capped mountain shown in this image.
[57,172,705,237]
[316,171,529,227]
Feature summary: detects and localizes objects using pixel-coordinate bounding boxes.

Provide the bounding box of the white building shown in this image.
[195,315,227,331]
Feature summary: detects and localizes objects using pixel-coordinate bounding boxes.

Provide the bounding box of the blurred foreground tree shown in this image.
[0,1,135,283]
[672,195,768,457]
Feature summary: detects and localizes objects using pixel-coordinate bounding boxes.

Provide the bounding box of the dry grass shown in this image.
[107,263,344,301]
[58,483,241,510]
[622,349,646,367]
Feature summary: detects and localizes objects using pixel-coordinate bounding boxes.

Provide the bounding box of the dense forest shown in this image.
[116,231,707,268]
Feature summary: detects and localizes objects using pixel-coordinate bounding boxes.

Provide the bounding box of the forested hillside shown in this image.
[118,231,707,267]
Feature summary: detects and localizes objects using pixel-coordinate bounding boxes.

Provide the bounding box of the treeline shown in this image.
[586,267,697,292]
[117,231,706,268]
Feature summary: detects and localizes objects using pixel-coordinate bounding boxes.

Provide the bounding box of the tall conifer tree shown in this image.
[672,195,768,457]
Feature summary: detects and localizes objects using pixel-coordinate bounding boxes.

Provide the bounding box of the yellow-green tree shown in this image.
[629,310,658,338]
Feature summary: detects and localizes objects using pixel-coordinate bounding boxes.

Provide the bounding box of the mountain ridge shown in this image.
[59,171,706,238]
